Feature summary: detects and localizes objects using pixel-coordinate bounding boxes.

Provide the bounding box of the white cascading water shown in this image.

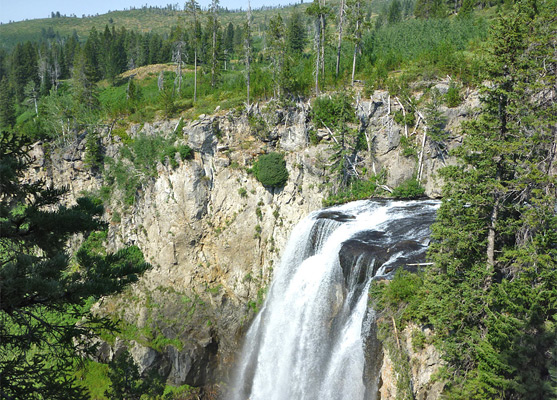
[229,200,439,400]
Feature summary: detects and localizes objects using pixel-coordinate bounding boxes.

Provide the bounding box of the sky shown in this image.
[0,0,301,24]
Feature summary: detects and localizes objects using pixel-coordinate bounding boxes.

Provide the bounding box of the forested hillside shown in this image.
[1,0,555,398]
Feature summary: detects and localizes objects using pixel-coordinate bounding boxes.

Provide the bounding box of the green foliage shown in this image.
[74,360,110,399]
[415,3,557,398]
[371,269,425,324]
[414,0,447,19]
[394,110,416,127]
[311,93,357,130]
[159,88,177,118]
[412,329,427,351]
[0,77,16,130]
[391,178,425,199]
[163,384,202,399]
[105,133,193,205]
[252,152,289,188]
[425,90,448,157]
[322,175,382,207]
[444,82,463,107]
[161,144,194,168]
[399,135,417,158]
[363,16,487,82]
[312,93,364,192]
[371,269,424,399]
[105,349,165,400]
[0,133,151,400]
[84,130,104,170]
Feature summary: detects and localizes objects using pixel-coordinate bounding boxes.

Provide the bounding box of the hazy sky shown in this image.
[0,0,300,24]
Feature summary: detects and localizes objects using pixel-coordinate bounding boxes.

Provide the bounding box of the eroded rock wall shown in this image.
[26,85,477,393]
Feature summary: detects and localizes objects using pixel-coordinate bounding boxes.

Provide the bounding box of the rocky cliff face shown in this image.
[378,324,445,400]
[27,84,477,395]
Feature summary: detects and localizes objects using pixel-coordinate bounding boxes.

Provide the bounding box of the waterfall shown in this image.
[229,200,439,400]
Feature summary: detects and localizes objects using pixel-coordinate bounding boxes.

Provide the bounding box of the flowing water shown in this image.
[229,200,439,400]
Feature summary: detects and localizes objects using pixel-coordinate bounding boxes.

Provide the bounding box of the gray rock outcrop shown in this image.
[25,86,477,395]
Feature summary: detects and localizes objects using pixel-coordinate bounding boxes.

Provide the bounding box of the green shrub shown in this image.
[391,178,426,199]
[400,136,417,158]
[371,269,424,324]
[160,144,193,168]
[445,82,463,108]
[394,110,416,127]
[323,178,379,207]
[177,144,193,160]
[311,93,357,130]
[83,131,103,170]
[412,329,427,351]
[252,152,289,188]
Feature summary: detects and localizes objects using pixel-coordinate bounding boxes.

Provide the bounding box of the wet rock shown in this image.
[316,210,356,222]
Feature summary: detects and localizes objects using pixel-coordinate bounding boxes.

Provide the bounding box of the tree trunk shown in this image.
[212,28,217,88]
[487,196,498,269]
[319,0,326,77]
[314,20,320,95]
[335,0,345,79]
[246,0,252,106]
[194,49,197,102]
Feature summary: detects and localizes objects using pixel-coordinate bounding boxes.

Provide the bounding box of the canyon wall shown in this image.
[27,84,478,396]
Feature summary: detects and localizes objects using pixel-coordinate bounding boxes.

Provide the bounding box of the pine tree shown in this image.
[10,42,38,103]
[209,0,221,89]
[388,0,403,24]
[312,93,360,191]
[185,0,201,102]
[224,22,235,62]
[0,134,151,399]
[346,0,366,86]
[105,350,165,399]
[244,0,253,106]
[423,2,557,397]
[335,0,346,79]
[286,12,306,55]
[414,0,447,19]
[306,0,329,94]
[0,77,16,130]
[267,14,287,98]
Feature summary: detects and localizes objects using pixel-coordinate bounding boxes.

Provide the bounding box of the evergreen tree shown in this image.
[0,134,151,399]
[312,93,360,191]
[186,0,201,102]
[423,2,557,397]
[104,27,127,83]
[346,0,366,85]
[0,48,7,83]
[244,0,253,106]
[10,42,38,103]
[0,77,16,130]
[105,349,165,399]
[224,22,235,59]
[286,12,306,55]
[72,49,100,112]
[267,14,287,98]
[82,28,101,83]
[388,0,403,23]
[306,0,330,94]
[335,0,346,79]
[414,0,447,18]
[208,0,221,89]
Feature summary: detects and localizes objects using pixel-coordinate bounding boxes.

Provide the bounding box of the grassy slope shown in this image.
[0,4,311,50]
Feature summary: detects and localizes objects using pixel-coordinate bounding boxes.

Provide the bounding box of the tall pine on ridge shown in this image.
[422,1,557,397]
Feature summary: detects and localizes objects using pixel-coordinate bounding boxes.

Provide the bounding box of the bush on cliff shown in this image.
[252,152,289,188]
